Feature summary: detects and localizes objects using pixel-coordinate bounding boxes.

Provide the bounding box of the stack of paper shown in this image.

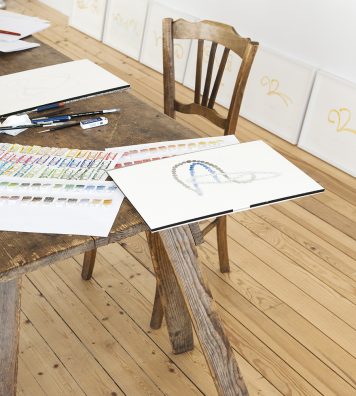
[0,10,50,52]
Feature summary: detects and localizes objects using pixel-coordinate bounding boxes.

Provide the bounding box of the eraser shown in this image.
[80,116,108,129]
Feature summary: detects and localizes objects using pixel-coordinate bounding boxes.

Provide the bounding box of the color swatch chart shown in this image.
[106,135,239,168]
[0,143,120,180]
[0,177,124,236]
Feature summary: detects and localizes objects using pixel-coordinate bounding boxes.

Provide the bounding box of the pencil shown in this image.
[0,29,21,36]
[37,121,81,134]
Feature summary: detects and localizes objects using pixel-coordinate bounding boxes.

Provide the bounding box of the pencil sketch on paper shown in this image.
[171,159,280,196]
[21,73,72,97]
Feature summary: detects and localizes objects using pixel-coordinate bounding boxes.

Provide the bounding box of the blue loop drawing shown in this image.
[172,159,279,196]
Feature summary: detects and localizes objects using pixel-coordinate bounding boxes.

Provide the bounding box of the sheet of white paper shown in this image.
[108,140,324,231]
[0,177,124,236]
[0,39,40,53]
[0,114,31,136]
[0,11,49,42]
[0,59,130,116]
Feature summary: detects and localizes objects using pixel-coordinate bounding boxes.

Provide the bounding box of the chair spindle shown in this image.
[201,42,217,106]
[208,47,230,109]
[194,39,204,104]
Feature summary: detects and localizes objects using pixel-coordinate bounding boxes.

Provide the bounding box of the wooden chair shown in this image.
[149,18,258,329]
[82,18,258,333]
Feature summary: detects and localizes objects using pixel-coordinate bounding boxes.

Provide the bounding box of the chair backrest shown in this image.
[162,18,259,135]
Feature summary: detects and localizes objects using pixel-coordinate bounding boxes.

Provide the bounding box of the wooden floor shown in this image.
[8,1,356,395]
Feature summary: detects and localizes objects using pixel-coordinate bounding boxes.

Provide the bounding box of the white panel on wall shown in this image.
[183,40,242,108]
[140,1,195,83]
[103,0,148,60]
[298,71,356,176]
[39,0,74,16]
[240,47,315,144]
[69,0,108,40]
[156,0,356,84]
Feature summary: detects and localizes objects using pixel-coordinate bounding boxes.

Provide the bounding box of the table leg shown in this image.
[81,248,97,280]
[146,231,194,354]
[0,277,22,396]
[159,225,248,396]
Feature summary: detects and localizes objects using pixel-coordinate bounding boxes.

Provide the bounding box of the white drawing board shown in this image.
[108,140,323,231]
[0,59,130,117]
[69,0,108,40]
[298,71,356,176]
[240,46,316,144]
[103,0,149,60]
[0,178,124,236]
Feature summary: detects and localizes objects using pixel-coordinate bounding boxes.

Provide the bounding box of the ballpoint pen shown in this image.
[31,108,120,124]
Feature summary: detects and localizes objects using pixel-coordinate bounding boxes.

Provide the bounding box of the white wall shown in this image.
[45,0,356,83]
[39,0,73,16]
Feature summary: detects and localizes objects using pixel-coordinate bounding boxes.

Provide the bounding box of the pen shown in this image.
[0,29,21,36]
[36,102,65,112]
[37,121,81,134]
[31,108,120,123]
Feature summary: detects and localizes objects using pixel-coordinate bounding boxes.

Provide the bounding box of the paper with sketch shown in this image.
[108,140,324,231]
[106,135,239,167]
[0,10,49,42]
[0,59,130,116]
[0,177,124,236]
[0,39,40,53]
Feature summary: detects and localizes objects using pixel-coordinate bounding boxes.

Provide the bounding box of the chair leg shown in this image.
[81,248,97,280]
[216,216,230,273]
[150,286,164,329]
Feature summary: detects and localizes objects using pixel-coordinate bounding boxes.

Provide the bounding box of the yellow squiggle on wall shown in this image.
[260,76,292,106]
[328,107,356,135]
[76,0,99,13]
[113,13,140,36]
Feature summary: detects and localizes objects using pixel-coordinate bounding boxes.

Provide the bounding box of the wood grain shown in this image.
[81,249,97,280]
[146,232,194,354]
[0,277,21,396]
[159,225,249,396]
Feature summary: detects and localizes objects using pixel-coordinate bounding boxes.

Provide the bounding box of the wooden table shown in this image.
[0,41,248,396]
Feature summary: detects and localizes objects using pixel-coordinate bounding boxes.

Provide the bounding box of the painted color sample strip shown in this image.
[0,143,121,180]
[0,177,124,236]
[106,135,239,168]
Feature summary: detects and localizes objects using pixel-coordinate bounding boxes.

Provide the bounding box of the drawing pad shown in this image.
[0,59,130,116]
[108,140,324,231]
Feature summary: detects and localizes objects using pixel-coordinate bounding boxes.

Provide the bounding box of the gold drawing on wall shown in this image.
[113,13,140,36]
[153,31,184,59]
[260,76,292,106]
[76,0,99,13]
[328,107,356,135]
